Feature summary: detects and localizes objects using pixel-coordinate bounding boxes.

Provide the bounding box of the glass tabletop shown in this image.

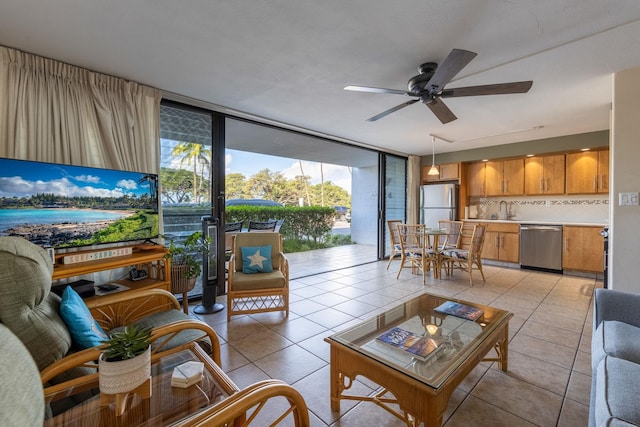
[45,346,233,426]
[327,293,511,389]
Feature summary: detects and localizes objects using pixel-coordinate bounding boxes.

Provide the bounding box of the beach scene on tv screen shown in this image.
[0,158,159,248]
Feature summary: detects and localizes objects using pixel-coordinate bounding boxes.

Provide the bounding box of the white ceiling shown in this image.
[1,0,640,157]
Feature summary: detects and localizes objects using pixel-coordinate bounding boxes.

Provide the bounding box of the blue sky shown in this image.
[0,158,153,198]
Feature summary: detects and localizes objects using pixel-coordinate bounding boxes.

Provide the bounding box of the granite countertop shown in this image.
[464,219,608,227]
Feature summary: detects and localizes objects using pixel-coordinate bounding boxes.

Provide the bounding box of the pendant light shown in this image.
[427,135,439,176]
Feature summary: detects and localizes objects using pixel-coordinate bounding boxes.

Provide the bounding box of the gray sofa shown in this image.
[590,288,640,426]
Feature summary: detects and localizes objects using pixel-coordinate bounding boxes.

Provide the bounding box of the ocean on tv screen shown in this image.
[0,157,159,249]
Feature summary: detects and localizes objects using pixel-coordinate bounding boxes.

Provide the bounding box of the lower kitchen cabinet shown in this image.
[480,222,520,263]
[562,225,604,272]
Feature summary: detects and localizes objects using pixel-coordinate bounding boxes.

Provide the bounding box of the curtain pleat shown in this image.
[407,155,421,224]
[0,46,160,174]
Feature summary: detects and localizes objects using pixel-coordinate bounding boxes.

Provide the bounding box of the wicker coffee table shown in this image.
[325,293,512,427]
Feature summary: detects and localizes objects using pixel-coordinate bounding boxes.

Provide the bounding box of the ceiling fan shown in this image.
[345,49,533,124]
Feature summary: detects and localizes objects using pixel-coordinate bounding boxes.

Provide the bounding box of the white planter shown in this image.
[99,346,151,394]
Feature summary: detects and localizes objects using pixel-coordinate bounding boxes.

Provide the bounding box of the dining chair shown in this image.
[386,219,403,270]
[395,224,437,284]
[437,220,463,250]
[440,223,487,285]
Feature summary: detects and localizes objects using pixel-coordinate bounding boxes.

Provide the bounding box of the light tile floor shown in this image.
[191,247,599,426]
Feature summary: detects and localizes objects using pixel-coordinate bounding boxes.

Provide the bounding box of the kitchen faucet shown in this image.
[499,201,515,220]
[499,200,507,219]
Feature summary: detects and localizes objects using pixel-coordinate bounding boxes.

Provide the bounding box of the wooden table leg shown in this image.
[497,322,509,371]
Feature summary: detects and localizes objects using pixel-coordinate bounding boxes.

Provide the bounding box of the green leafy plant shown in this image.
[163,231,211,279]
[102,324,153,362]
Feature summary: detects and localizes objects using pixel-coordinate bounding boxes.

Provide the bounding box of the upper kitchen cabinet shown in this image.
[466,162,485,197]
[524,154,566,195]
[423,162,460,183]
[484,159,524,196]
[566,149,609,194]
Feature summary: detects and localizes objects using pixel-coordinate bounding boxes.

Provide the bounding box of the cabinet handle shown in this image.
[495,236,499,248]
[540,179,543,193]
[599,174,604,191]
[504,180,508,193]
[564,237,568,252]
[593,176,597,191]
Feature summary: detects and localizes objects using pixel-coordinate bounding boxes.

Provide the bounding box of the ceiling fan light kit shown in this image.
[345,48,533,124]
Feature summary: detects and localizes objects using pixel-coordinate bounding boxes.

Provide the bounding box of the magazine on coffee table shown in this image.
[376,327,440,361]
[434,301,484,321]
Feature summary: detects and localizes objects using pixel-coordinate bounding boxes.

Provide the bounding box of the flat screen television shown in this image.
[0,157,159,249]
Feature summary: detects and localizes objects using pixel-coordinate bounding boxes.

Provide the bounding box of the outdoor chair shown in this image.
[386,219,403,270]
[440,223,487,285]
[225,221,244,254]
[247,220,277,232]
[227,232,289,320]
[269,218,286,233]
[224,221,244,232]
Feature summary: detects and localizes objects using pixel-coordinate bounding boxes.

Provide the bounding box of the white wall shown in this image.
[351,165,379,246]
[610,67,640,293]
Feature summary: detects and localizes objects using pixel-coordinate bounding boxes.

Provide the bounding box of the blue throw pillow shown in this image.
[59,286,108,349]
[241,245,273,274]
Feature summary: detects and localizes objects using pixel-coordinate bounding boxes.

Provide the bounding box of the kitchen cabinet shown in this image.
[485,159,524,196]
[481,222,520,263]
[524,154,565,195]
[466,162,485,197]
[565,149,609,194]
[423,162,460,183]
[562,225,604,272]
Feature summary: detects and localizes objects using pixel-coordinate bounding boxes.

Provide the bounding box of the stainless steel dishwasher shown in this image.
[520,224,563,273]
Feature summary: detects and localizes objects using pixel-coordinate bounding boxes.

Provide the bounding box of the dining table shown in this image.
[423,228,453,279]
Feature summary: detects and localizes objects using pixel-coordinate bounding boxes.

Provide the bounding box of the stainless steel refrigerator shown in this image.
[420,183,458,228]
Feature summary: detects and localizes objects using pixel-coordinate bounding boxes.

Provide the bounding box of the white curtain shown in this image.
[407,155,421,224]
[0,46,160,173]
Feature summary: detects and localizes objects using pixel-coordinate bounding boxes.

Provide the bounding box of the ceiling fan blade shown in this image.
[366,99,419,121]
[440,81,533,98]
[425,49,477,94]
[344,85,409,96]
[426,98,457,124]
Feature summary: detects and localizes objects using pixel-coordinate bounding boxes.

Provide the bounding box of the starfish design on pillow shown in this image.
[247,250,268,268]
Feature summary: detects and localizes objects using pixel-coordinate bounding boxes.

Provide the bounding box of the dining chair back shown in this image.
[437,220,463,249]
[386,219,403,270]
[440,223,487,285]
[395,224,437,284]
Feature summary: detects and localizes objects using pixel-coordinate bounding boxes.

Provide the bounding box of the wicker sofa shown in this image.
[590,288,640,426]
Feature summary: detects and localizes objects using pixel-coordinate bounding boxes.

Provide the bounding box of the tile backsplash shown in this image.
[468,194,609,224]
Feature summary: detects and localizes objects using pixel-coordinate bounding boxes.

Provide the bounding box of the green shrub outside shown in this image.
[225,205,353,253]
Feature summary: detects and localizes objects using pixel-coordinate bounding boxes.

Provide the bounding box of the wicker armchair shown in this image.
[227,232,289,320]
[0,237,220,415]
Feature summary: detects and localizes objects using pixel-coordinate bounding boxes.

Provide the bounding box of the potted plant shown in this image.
[163,231,211,296]
[98,324,153,395]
